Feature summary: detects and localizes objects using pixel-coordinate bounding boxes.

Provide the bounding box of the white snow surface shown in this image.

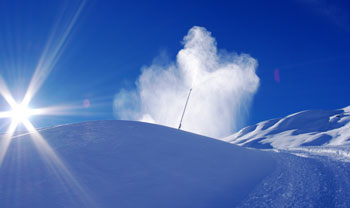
[0,120,275,208]
[224,106,350,207]
[2,118,350,207]
[225,106,350,149]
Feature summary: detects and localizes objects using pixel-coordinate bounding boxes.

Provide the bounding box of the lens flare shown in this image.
[0,1,94,206]
[9,103,33,123]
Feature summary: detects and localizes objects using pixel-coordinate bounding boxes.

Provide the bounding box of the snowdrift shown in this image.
[0,120,275,208]
[226,106,350,149]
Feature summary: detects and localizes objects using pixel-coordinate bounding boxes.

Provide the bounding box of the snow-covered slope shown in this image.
[223,106,350,207]
[225,106,350,149]
[0,120,275,208]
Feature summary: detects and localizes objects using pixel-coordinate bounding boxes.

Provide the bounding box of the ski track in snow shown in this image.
[225,106,350,207]
[239,149,350,207]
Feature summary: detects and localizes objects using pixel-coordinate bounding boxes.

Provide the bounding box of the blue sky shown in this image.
[0,0,349,132]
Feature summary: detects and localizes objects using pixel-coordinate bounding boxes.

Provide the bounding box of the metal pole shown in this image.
[178,88,192,130]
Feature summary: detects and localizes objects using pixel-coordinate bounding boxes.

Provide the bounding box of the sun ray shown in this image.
[0,76,94,206]
[0,120,18,166]
[22,119,94,206]
[22,0,86,106]
[31,104,90,116]
[0,1,96,205]
[0,76,18,108]
[0,111,11,118]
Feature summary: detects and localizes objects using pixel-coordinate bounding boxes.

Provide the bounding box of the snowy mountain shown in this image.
[225,106,350,149]
[0,120,275,208]
[2,116,350,207]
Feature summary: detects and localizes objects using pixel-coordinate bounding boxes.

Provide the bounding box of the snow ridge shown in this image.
[225,106,350,149]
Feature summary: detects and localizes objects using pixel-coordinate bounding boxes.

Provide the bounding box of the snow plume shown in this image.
[114,26,259,138]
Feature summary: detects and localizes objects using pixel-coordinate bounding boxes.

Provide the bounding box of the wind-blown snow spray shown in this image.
[114,26,259,138]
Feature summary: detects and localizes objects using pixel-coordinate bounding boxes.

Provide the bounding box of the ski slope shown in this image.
[1,118,350,207]
[238,149,350,207]
[0,120,275,208]
[226,106,350,207]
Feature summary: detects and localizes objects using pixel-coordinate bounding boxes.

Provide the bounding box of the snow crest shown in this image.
[226,106,350,149]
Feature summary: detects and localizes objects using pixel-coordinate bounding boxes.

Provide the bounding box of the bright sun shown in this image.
[9,103,33,123]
